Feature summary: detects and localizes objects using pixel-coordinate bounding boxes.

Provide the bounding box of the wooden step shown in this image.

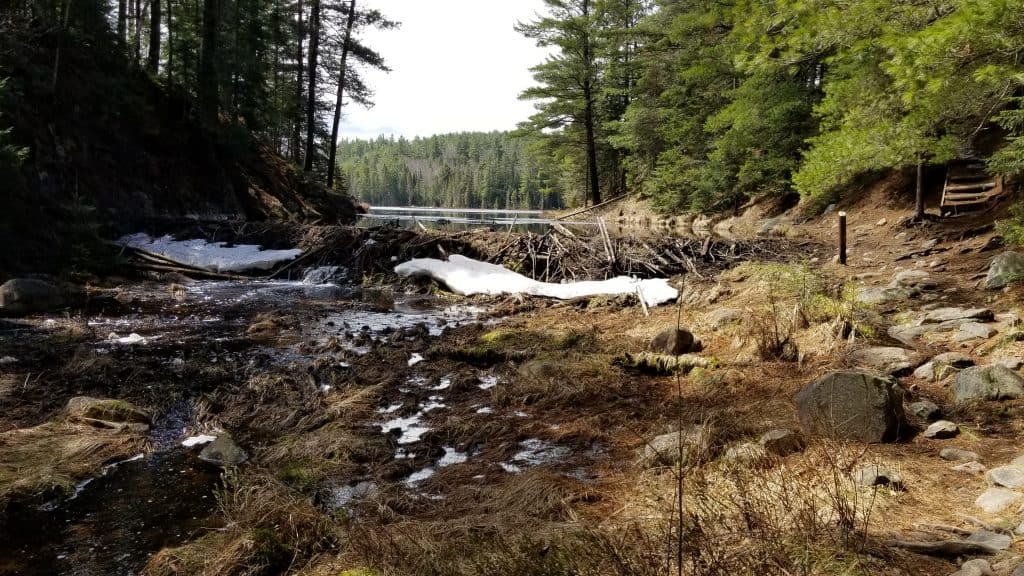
[945,182,996,193]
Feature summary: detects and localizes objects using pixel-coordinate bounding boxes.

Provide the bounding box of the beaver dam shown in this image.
[0,224,822,576]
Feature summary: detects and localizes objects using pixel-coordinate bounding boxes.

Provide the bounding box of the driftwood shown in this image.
[886,539,999,557]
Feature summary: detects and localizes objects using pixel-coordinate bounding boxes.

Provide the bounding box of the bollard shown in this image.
[838,211,847,265]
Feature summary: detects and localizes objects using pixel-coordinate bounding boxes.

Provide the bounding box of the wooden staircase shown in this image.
[940,160,1005,216]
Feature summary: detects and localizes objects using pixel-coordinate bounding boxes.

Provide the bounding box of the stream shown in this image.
[0,268,485,576]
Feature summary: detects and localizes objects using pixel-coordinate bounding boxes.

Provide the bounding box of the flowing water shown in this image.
[0,270,487,576]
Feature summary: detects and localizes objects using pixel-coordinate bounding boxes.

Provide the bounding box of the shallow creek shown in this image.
[0,270,489,576]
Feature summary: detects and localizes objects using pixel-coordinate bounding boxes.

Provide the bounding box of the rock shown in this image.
[923,420,959,439]
[953,365,1024,404]
[65,397,150,426]
[758,216,792,236]
[889,318,979,346]
[909,400,941,420]
[707,308,744,330]
[986,252,1024,290]
[849,347,916,376]
[966,530,1013,551]
[951,559,994,576]
[199,435,248,468]
[795,371,907,443]
[0,278,66,316]
[876,218,887,226]
[890,270,937,290]
[954,461,988,474]
[855,464,903,489]
[954,323,998,343]
[914,362,937,381]
[995,357,1024,371]
[941,448,980,462]
[934,352,975,368]
[759,429,805,457]
[975,487,1022,514]
[987,466,1024,489]
[857,286,919,306]
[644,426,713,466]
[1013,564,1024,576]
[922,308,995,324]
[651,328,696,355]
[997,312,1022,327]
[722,442,769,467]
[1010,455,1024,468]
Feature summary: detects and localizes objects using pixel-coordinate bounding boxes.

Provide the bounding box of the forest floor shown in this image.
[2,175,1024,576]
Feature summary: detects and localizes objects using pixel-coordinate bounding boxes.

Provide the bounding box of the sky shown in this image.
[338,0,551,140]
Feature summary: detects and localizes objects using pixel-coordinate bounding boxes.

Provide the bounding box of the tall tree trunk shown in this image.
[51,0,71,94]
[118,0,127,46]
[167,0,174,84]
[134,0,143,63]
[303,0,321,173]
[581,0,600,205]
[326,0,356,189]
[291,0,304,164]
[199,0,220,126]
[147,0,161,73]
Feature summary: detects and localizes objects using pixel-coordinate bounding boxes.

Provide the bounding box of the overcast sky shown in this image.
[338,0,551,140]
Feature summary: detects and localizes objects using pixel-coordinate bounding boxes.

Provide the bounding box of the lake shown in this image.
[357,206,597,234]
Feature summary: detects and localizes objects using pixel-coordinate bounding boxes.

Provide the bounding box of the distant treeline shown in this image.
[337,132,567,209]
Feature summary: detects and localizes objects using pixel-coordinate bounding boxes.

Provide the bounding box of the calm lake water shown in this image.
[357,206,596,234]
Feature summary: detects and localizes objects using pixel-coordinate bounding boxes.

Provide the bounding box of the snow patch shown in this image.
[107,332,154,345]
[395,254,678,307]
[182,435,217,448]
[0,356,18,365]
[119,233,302,273]
[408,353,425,367]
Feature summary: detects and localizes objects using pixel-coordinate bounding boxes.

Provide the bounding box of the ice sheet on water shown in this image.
[395,254,679,307]
[119,233,302,273]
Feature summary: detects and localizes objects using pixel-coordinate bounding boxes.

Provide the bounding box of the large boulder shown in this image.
[650,328,697,355]
[643,425,713,466]
[952,365,1024,404]
[986,251,1024,290]
[0,279,66,316]
[199,435,248,468]
[65,397,150,428]
[795,371,907,443]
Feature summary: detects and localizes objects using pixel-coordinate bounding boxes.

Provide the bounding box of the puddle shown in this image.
[404,447,470,486]
[328,481,376,510]
[478,374,498,390]
[0,451,221,576]
[500,439,572,474]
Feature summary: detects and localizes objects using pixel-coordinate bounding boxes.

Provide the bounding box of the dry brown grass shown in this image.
[0,420,147,507]
[144,472,339,576]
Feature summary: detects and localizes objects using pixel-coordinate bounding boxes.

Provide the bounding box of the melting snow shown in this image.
[408,353,425,367]
[182,435,217,447]
[0,356,18,365]
[381,414,431,444]
[107,332,153,345]
[405,446,469,486]
[119,233,302,273]
[395,254,678,307]
[478,375,498,390]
